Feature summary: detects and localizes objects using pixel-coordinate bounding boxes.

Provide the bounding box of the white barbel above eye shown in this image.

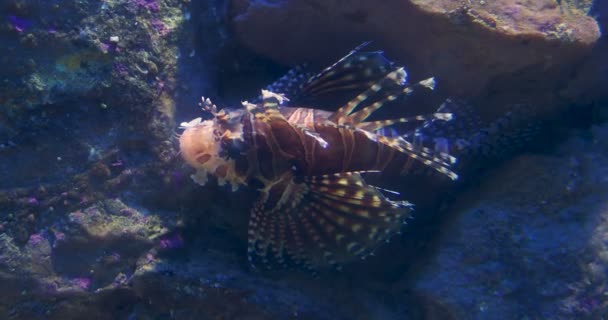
[179,117,202,129]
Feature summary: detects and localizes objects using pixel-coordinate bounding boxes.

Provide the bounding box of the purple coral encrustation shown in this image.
[113,62,129,75]
[27,197,39,206]
[133,0,159,12]
[150,18,169,36]
[158,233,184,249]
[52,229,66,242]
[72,277,92,290]
[27,233,45,246]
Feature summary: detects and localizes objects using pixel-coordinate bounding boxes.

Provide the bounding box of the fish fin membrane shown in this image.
[255,44,396,106]
[258,44,408,111]
[300,49,397,98]
[411,100,542,173]
[404,99,484,163]
[423,99,484,137]
[261,65,316,102]
[343,76,436,125]
[461,104,542,160]
[247,171,412,270]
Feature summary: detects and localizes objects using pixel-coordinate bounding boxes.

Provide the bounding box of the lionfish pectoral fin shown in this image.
[247,171,412,271]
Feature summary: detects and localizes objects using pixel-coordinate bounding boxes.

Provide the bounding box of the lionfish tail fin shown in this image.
[413,100,542,166]
[247,171,412,271]
[461,104,543,161]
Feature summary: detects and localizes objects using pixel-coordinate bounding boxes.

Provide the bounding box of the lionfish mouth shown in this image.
[178,110,247,191]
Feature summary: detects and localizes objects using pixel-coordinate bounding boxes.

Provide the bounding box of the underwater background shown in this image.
[0,0,607,319]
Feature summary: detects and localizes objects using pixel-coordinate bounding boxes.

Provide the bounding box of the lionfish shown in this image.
[178,46,463,270]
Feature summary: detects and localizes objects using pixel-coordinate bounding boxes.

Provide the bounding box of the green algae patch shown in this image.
[24,49,113,99]
[68,199,167,241]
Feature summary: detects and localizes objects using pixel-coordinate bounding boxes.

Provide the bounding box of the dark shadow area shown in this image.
[591,0,607,36]
[0,99,153,189]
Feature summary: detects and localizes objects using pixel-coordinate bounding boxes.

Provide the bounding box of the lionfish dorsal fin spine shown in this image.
[304,42,373,90]
[375,135,459,180]
[356,112,453,132]
[296,45,396,99]
[345,77,436,124]
[330,67,406,123]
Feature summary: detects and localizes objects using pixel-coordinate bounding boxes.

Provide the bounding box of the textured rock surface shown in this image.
[565,0,608,105]
[0,0,215,243]
[229,0,601,110]
[412,123,608,319]
[3,122,608,319]
[0,199,333,319]
[1,0,607,318]
[0,0,208,191]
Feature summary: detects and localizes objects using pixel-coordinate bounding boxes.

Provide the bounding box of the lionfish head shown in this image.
[178,97,247,190]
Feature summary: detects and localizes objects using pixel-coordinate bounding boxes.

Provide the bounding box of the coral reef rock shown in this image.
[1,0,607,318]
[564,1,608,105]
[410,123,608,319]
[0,0,208,190]
[5,122,606,318]
[229,0,601,108]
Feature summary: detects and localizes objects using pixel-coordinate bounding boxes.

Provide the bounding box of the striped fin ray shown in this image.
[357,113,453,132]
[386,135,458,180]
[415,99,485,140]
[330,68,407,124]
[299,44,397,98]
[343,121,457,179]
[395,99,485,173]
[345,77,436,124]
[364,131,458,180]
[247,171,413,270]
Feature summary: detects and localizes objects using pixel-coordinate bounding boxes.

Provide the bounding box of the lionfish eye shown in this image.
[213,129,222,141]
